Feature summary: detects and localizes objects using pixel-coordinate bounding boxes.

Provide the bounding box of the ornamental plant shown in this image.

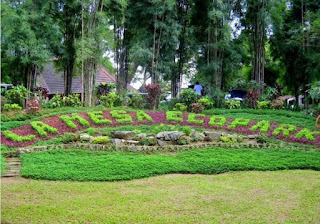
[101,93,118,108]
[87,111,111,124]
[4,103,22,112]
[225,99,240,109]
[6,85,30,106]
[191,103,205,113]
[272,124,297,137]
[198,96,214,109]
[250,120,270,132]
[60,113,90,128]
[187,113,205,124]
[2,130,35,142]
[166,111,183,122]
[179,88,198,111]
[110,110,133,123]
[209,116,226,126]
[136,110,153,122]
[182,126,192,136]
[257,101,271,109]
[245,90,259,109]
[145,84,161,110]
[92,136,110,144]
[174,103,187,112]
[31,121,58,137]
[229,118,250,129]
[130,93,145,109]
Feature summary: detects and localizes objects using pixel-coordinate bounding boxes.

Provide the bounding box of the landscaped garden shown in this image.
[2,0,320,222]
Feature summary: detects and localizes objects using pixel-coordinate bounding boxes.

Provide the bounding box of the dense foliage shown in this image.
[20,148,320,181]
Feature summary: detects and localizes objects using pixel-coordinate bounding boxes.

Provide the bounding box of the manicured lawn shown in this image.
[1,170,320,223]
[20,148,320,181]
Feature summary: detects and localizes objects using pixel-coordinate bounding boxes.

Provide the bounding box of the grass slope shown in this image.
[2,171,320,223]
[20,148,320,181]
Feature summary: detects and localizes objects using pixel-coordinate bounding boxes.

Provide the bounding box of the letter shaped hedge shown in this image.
[166,111,183,122]
[60,113,90,128]
[31,121,58,137]
[110,110,133,123]
[87,111,111,125]
[187,113,205,124]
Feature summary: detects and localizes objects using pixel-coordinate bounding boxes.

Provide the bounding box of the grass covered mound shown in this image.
[21,148,320,181]
[1,154,5,175]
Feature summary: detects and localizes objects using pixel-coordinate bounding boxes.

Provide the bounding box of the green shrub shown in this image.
[271,99,284,110]
[44,94,63,108]
[85,127,96,136]
[174,103,187,112]
[61,133,76,143]
[60,113,90,128]
[62,94,82,107]
[139,137,158,146]
[2,130,36,142]
[110,110,133,123]
[176,136,190,145]
[220,136,236,143]
[92,136,110,144]
[4,103,22,111]
[179,88,198,111]
[198,96,214,109]
[6,85,30,106]
[210,88,226,108]
[87,111,111,125]
[1,96,7,111]
[182,126,192,136]
[101,93,119,108]
[257,101,271,109]
[166,111,183,122]
[130,93,145,109]
[225,99,240,109]
[31,121,58,136]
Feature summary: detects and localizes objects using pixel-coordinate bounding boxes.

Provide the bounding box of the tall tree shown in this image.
[50,0,82,96]
[1,0,58,91]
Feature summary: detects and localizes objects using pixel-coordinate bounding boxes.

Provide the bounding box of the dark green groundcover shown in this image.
[20,148,320,181]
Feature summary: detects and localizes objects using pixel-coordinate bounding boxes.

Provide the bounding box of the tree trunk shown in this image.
[151,16,157,84]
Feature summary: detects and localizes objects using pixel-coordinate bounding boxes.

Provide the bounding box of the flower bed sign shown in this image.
[2,110,320,147]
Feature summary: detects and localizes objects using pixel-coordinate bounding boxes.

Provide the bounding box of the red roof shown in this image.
[37,64,137,94]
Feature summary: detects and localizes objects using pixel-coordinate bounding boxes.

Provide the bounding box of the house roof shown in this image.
[37,63,137,94]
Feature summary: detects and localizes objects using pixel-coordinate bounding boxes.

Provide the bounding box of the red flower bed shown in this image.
[1,110,320,147]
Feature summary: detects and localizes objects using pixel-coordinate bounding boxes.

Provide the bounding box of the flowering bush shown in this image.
[145,84,161,110]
